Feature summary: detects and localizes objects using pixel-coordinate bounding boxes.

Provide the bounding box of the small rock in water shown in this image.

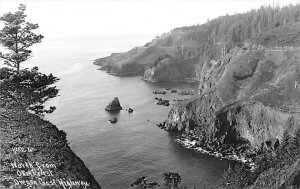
[171,89,177,93]
[109,117,117,123]
[156,121,166,129]
[105,97,122,111]
[178,91,194,95]
[156,99,170,106]
[152,90,166,95]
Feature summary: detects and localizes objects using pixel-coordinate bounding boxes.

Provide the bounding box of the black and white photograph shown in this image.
[0,0,300,188]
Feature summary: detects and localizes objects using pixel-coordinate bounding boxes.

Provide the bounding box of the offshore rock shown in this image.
[105,97,122,111]
[109,117,118,123]
[153,90,166,95]
[156,99,170,106]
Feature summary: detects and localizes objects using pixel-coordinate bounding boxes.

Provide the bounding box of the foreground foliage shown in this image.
[131,172,184,189]
[218,131,300,189]
[0,4,58,116]
[0,67,59,116]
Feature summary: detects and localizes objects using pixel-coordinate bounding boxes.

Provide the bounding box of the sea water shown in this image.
[25,35,230,188]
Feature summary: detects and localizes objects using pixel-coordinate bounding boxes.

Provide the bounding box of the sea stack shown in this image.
[105,97,122,111]
[109,117,118,123]
[128,108,133,113]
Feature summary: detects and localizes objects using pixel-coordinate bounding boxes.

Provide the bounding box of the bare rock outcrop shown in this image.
[166,46,300,152]
[105,97,122,111]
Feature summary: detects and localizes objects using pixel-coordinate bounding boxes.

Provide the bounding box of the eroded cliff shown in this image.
[166,23,300,156]
[94,44,202,82]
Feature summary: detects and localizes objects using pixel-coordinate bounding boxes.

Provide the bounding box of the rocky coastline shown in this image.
[93,21,300,188]
[93,45,201,83]
[176,137,255,168]
[157,120,255,168]
[150,25,300,188]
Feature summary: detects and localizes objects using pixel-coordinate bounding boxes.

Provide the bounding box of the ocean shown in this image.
[26,35,230,188]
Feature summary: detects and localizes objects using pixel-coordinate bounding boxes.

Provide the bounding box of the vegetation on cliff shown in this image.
[165,21,300,189]
[0,4,44,74]
[94,4,300,83]
[0,67,59,115]
[0,4,58,116]
[218,130,300,189]
[95,3,300,188]
[162,3,300,58]
[131,172,191,189]
[0,5,101,188]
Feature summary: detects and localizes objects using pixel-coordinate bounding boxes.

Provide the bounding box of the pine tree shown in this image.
[0,4,43,74]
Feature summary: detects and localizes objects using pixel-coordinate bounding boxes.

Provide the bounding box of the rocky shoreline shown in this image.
[0,104,101,189]
[176,136,255,169]
[156,121,255,169]
[96,64,201,83]
[93,46,201,83]
[164,46,300,157]
[96,65,145,77]
[142,76,200,83]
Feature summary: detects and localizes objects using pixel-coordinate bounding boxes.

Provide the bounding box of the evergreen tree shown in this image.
[0,4,43,73]
[0,67,59,116]
[0,4,58,116]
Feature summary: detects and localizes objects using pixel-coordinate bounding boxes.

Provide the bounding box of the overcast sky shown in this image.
[0,0,299,40]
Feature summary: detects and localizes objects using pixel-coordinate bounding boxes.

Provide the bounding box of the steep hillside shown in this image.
[165,23,300,188]
[167,22,300,144]
[94,4,300,82]
[142,55,202,82]
[94,44,202,82]
[0,104,102,189]
[94,46,181,76]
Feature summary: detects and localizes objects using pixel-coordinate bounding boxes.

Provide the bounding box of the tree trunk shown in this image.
[17,62,20,75]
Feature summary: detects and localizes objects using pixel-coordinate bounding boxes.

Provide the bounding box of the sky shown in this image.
[0,0,299,40]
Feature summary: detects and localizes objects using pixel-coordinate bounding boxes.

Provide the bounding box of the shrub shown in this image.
[0,67,59,116]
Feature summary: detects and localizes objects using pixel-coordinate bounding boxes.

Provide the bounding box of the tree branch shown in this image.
[0,54,13,63]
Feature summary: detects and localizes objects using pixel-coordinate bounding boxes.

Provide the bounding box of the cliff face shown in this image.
[142,56,201,82]
[250,159,300,189]
[166,23,300,154]
[0,105,101,189]
[94,47,155,76]
[94,44,201,82]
